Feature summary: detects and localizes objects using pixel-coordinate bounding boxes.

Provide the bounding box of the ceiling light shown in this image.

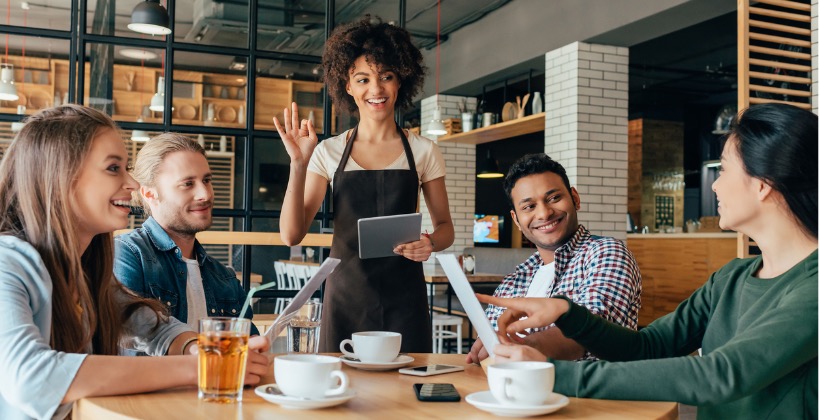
[477,150,504,179]
[128,0,172,36]
[120,48,158,60]
[229,58,247,71]
[149,76,165,112]
[131,117,150,142]
[427,106,447,136]
[0,63,18,101]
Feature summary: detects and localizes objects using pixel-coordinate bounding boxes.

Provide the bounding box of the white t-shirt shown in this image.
[307,129,446,188]
[525,262,556,298]
[183,256,208,330]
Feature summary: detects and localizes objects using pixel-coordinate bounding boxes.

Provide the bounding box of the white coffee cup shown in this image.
[488,362,554,406]
[274,354,348,399]
[339,331,401,363]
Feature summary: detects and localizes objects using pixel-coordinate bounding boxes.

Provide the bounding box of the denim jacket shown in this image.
[114,217,258,335]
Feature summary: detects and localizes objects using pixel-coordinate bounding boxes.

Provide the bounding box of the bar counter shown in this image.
[626,232,737,325]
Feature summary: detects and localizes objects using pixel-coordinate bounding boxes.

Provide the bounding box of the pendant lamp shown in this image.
[131,117,150,141]
[128,0,172,36]
[0,0,17,101]
[149,76,165,112]
[426,0,447,136]
[477,149,503,179]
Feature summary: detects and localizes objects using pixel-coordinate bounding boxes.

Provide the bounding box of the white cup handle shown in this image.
[339,339,356,358]
[325,370,348,396]
[500,377,516,403]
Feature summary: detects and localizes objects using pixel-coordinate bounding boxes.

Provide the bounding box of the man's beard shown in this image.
[165,213,212,238]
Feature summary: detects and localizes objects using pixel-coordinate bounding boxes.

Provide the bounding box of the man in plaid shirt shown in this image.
[467,154,641,363]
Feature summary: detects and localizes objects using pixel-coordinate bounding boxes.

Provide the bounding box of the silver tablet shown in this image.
[435,254,500,356]
[357,213,422,259]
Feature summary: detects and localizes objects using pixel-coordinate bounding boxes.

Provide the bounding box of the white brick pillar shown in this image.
[420,94,477,258]
[544,42,629,240]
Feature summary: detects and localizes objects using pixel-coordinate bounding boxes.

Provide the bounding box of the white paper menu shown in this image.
[266,257,340,341]
[435,254,501,357]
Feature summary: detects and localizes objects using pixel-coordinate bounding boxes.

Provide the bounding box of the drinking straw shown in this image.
[239,281,277,319]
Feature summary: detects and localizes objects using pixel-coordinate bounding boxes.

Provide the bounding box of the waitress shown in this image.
[275,16,454,353]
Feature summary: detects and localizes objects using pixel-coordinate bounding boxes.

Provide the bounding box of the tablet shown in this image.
[435,254,500,357]
[358,213,422,259]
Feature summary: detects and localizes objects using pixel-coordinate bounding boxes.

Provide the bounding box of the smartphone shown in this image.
[399,364,465,377]
[413,383,461,402]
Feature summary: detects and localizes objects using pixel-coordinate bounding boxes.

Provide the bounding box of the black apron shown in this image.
[319,124,432,353]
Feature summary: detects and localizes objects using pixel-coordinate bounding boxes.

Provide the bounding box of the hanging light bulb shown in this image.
[128,0,172,36]
[0,62,17,101]
[149,76,164,112]
[427,106,447,136]
[131,117,150,141]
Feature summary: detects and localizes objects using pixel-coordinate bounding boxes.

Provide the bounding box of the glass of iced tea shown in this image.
[198,317,251,403]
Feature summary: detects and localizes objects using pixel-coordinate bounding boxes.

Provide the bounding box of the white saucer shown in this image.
[340,354,415,371]
[465,391,569,417]
[255,384,356,410]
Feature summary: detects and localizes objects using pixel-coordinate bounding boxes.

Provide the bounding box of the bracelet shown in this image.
[180,336,198,355]
[422,232,436,250]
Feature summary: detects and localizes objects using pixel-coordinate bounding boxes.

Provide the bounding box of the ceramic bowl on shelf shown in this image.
[218,106,237,123]
[178,104,196,120]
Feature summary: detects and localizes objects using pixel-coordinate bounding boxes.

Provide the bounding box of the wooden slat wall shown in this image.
[737,0,812,257]
[628,236,737,326]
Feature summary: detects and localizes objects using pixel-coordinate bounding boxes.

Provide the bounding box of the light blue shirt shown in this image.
[0,236,193,420]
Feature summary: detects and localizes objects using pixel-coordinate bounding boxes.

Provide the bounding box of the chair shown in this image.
[432,313,463,354]
[273,261,288,289]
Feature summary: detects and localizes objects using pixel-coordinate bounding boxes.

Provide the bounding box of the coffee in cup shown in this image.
[339,331,401,363]
[274,354,348,399]
[488,361,554,406]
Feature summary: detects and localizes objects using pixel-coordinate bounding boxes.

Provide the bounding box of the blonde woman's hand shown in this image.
[393,235,434,262]
[475,295,570,343]
[244,335,272,386]
[274,102,318,165]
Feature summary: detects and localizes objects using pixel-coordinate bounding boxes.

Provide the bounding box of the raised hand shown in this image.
[273,102,318,165]
[243,335,272,385]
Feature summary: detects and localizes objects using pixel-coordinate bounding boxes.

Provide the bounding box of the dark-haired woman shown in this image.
[478,103,817,418]
[276,17,454,353]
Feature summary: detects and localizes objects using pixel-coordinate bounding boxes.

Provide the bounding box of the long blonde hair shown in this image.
[131,133,206,216]
[0,105,164,355]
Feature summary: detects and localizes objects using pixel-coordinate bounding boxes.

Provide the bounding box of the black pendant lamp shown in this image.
[128,0,172,36]
[477,150,503,179]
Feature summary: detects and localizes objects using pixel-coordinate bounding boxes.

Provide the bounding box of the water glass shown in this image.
[287,301,322,354]
[197,317,251,403]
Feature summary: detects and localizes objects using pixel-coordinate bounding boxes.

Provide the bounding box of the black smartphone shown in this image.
[413,383,461,402]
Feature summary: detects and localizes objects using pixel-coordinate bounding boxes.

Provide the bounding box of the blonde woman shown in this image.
[0,105,269,420]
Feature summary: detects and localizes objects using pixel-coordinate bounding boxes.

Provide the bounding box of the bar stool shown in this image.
[432,313,463,354]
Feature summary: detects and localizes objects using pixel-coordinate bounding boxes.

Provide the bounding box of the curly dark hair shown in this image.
[322,16,426,114]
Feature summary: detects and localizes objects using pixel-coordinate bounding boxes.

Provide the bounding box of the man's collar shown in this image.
[142,217,178,252]
[142,217,209,263]
[557,224,590,255]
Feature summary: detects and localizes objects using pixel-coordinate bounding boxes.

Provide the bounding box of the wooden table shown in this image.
[74,354,677,419]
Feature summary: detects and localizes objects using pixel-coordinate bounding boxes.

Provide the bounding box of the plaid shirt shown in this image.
[486,225,641,359]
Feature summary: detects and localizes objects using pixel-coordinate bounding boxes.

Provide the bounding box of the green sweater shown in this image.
[553,251,817,419]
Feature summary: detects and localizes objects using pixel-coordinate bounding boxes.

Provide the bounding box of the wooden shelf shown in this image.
[437,112,545,145]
